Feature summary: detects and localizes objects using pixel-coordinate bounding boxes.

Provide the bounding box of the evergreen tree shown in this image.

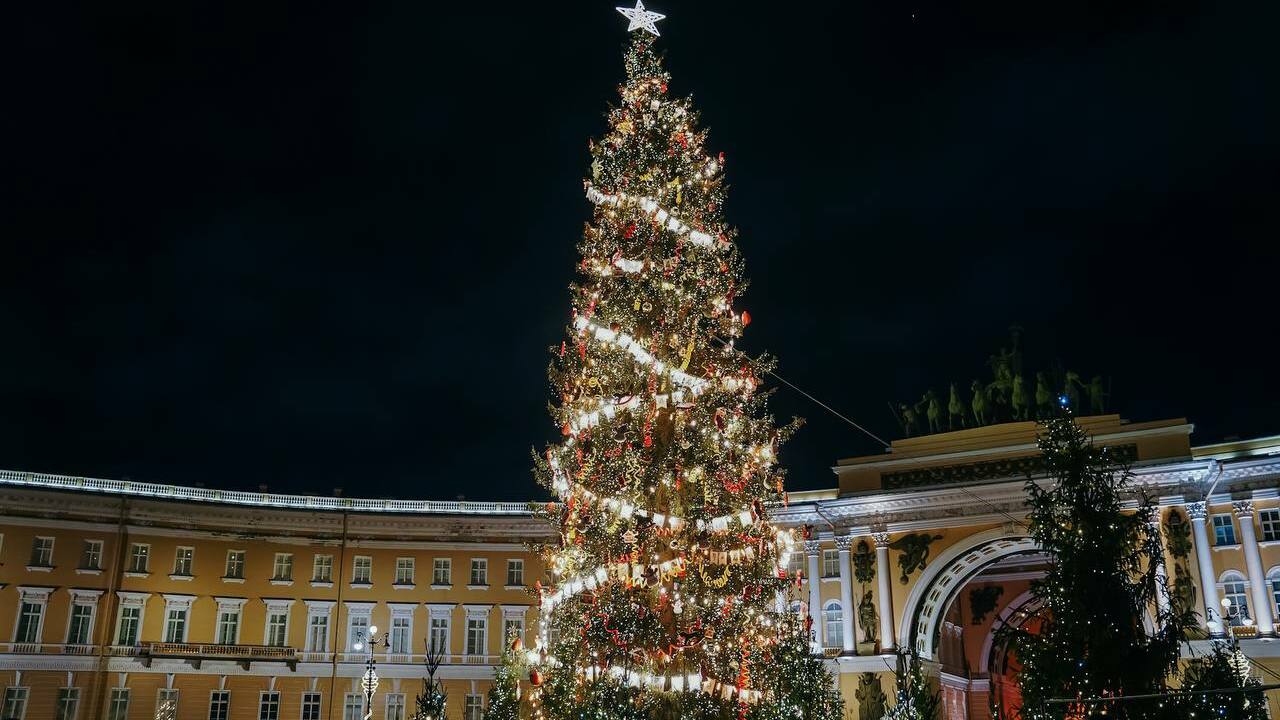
[486,644,525,720]
[999,411,1193,720]
[489,6,840,720]
[883,651,939,720]
[749,615,846,720]
[1176,642,1268,720]
[411,642,448,720]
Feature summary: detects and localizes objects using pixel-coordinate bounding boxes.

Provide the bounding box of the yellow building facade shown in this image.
[2,414,1279,720]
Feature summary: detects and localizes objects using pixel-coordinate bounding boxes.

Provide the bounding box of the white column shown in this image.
[1187,502,1224,635]
[874,530,895,652]
[1234,501,1275,636]
[836,536,856,653]
[805,540,823,653]
[1150,516,1171,619]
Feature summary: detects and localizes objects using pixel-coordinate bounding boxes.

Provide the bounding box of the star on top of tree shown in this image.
[616,0,665,37]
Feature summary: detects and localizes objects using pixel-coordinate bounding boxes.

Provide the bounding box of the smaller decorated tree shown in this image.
[486,642,525,720]
[884,651,939,720]
[1176,642,1268,720]
[749,615,845,720]
[411,640,448,720]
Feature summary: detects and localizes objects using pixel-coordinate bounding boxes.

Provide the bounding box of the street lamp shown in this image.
[353,625,390,720]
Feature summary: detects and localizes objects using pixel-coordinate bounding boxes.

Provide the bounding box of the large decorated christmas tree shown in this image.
[491,5,842,720]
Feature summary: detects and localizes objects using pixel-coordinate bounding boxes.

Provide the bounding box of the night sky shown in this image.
[7,0,1278,501]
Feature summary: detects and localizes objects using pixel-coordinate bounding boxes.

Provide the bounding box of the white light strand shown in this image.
[573,315,709,392]
[585,184,722,250]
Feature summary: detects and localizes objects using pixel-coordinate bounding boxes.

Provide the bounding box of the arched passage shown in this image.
[897,526,1039,660]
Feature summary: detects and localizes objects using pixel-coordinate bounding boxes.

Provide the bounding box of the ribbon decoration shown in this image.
[585,183,723,250]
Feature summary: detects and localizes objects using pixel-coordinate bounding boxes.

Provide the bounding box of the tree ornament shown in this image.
[615,0,666,36]
[740,310,752,327]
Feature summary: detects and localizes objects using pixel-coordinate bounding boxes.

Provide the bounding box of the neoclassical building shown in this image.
[1,413,1278,719]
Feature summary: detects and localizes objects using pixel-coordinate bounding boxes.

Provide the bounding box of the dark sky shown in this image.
[6,0,1278,501]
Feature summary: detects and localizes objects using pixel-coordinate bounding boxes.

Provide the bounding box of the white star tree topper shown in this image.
[616,0,665,37]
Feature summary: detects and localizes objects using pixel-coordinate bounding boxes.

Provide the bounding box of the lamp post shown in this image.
[353,625,390,720]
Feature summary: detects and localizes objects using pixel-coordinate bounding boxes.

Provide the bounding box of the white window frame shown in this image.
[501,605,528,647]
[208,690,231,720]
[65,588,103,646]
[388,603,415,655]
[128,542,151,574]
[214,597,248,645]
[80,539,103,571]
[427,604,453,655]
[469,558,488,588]
[345,601,375,651]
[259,690,281,720]
[30,536,55,568]
[432,558,451,587]
[352,556,373,586]
[313,554,334,584]
[300,692,321,720]
[395,557,415,586]
[12,586,53,645]
[1213,514,1238,546]
[2,686,29,720]
[173,546,194,576]
[225,550,246,580]
[263,599,295,647]
[822,600,843,648]
[1219,571,1251,626]
[822,548,840,577]
[463,605,490,657]
[156,688,180,720]
[506,559,524,587]
[1261,509,1280,542]
[54,686,80,720]
[107,688,130,720]
[162,594,196,643]
[114,591,150,646]
[304,601,335,653]
[464,694,484,720]
[385,693,406,720]
[343,694,363,720]
[273,553,294,582]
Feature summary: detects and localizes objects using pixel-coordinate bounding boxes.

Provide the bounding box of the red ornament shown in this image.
[511,636,524,652]
[740,311,752,327]
[561,422,571,437]
[624,222,637,239]
[529,668,544,686]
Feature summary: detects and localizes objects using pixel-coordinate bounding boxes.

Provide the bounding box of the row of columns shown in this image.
[803,532,896,655]
[1186,500,1275,636]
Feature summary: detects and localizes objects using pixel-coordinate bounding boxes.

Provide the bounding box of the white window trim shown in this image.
[262,598,296,647]
[351,556,373,588]
[161,593,196,643]
[272,553,295,585]
[432,558,452,588]
[312,554,335,587]
[304,600,335,652]
[394,557,416,588]
[125,542,151,577]
[468,558,489,589]
[345,601,376,651]
[171,546,195,580]
[500,605,529,645]
[426,603,455,655]
[13,586,54,644]
[55,686,80,720]
[463,604,491,657]
[29,535,55,571]
[300,691,322,720]
[207,690,231,720]
[64,588,104,646]
[387,603,416,654]
[213,596,248,645]
[224,549,247,583]
[4,685,30,720]
[114,591,150,646]
[259,690,282,720]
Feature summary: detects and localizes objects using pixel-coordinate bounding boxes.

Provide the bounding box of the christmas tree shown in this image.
[884,651,939,720]
[1176,641,1269,720]
[998,411,1193,720]
[493,4,842,720]
[486,643,525,720]
[411,641,448,720]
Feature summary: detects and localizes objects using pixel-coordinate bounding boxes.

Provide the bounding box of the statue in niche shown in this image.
[855,672,887,720]
[970,380,989,426]
[853,540,875,586]
[918,390,943,434]
[1087,375,1108,415]
[1035,371,1054,417]
[1163,509,1192,559]
[947,383,966,430]
[890,533,945,584]
[1172,563,1198,620]
[858,590,878,644]
[1010,373,1028,420]
[969,585,1004,625]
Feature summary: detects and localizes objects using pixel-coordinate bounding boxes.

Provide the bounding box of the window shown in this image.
[465,616,487,655]
[786,550,805,574]
[1272,571,1280,618]
[117,606,142,645]
[81,540,103,570]
[349,615,370,650]
[507,559,524,587]
[208,691,231,720]
[259,691,281,720]
[353,556,372,584]
[273,553,293,581]
[391,616,411,654]
[470,558,488,586]
[2,687,28,720]
[308,614,330,652]
[433,558,451,586]
[266,610,288,647]
[108,689,130,720]
[313,555,333,582]
[216,608,240,645]
[225,550,245,579]
[15,599,44,643]
[157,688,179,720]
[344,694,364,720]
[1214,515,1238,546]
[1221,573,1251,626]
[1261,509,1280,542]
[464,694,484,720]
[54,687,79,720]
[129,543,150,573]
[395,558,415,585]
[301,692,322,720]
[165,606,189,642]
[822,549,839,577]
[503,617,523,645]
[174,547,194,576]
[823,601,843,648]
[385,694,406,720]
[30,536,54,567]
[67,604,94,645]
[429,616,449,654]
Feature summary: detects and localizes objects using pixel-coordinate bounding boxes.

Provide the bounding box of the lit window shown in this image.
[174,547,194,576]
[822,549,839,578]
[470,559,488,586]
[313,555,333,582]
[107,689,130,720]
[54,688,79,720]
[385,694,406,720]
[258,691,280,720]
[156,688,179,720]
[1260,509,1280,542]
[1213,515,1238,546]
[225,550,245,579]
[129,543,150,573]
[81,540,103,570]
[507,559,524,587]
[208,691,231,720]
[395,558,415,585]
[2,687,28,720]
[353,556,372,584]
[823,601,843,648]
[273,553,293,581]
[300,692,321,720]
[464,694,484,720]
[30,537,54,567]
[433,558,451,586]
[465,617,487,656]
